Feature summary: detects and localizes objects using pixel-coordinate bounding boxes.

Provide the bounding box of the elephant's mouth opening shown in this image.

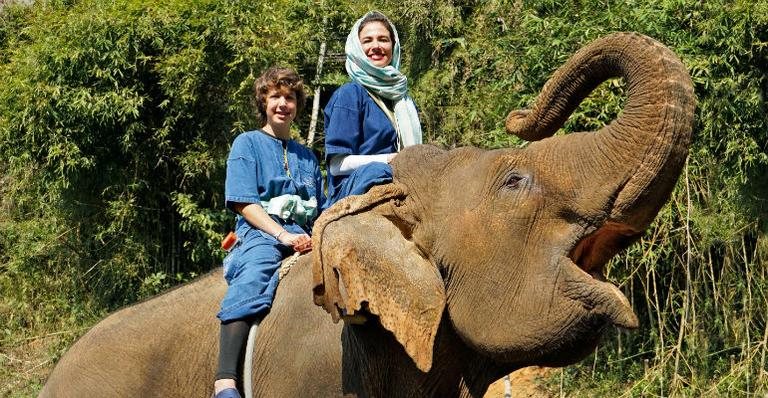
[565,221,640,330]
[569,221,640,277]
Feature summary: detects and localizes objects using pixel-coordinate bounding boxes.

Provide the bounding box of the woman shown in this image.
[213,67,324,398]
[323,11,422,207]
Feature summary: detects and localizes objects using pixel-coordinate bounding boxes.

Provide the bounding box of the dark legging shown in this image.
[215,319,252,381]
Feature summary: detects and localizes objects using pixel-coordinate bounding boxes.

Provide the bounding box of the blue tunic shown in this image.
[218,130,324,322]
[323,82,399,205]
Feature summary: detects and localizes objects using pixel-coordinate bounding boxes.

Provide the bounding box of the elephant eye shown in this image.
[502,172,526,190]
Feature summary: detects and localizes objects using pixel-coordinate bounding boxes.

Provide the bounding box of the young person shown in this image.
[323,11,422,208]
[213,67,324,398]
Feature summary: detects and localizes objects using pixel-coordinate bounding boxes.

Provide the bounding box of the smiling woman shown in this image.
[322,11,422,208]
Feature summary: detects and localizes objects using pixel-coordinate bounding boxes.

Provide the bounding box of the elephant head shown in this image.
[312,32,695,373]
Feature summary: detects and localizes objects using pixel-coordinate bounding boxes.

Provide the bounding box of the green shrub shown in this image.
[0,0,322,329]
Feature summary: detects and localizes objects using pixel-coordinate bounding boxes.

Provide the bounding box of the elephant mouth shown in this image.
[562,221,640,330]
[569,221,640,275]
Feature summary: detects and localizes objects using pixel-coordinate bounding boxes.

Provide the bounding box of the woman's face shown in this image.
[264,87,297,129]
[359,21,393,67]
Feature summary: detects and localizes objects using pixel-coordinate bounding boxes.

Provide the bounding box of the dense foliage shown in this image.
[1,0,766,396]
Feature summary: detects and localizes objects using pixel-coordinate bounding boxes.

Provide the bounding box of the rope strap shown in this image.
[278,252,301,281]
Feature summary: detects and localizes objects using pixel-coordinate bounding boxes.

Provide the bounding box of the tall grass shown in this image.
[559,172,767,396]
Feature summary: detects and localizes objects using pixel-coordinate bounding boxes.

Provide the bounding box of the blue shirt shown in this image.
[323,82,398,199]
[225,130,324,234]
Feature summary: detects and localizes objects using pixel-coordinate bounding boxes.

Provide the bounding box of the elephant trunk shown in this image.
[508,32,695,237]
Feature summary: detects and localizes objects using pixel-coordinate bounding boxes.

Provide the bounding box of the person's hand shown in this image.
[293,238,313,253]
[278,231,312,253]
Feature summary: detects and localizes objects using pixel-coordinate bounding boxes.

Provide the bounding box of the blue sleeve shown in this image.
[225,134,262,212]
[324,84,363,159]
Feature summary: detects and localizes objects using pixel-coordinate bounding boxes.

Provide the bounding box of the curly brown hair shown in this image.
[253,67,306,124]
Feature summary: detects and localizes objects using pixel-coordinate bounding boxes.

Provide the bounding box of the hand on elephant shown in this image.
[279,232,312,253]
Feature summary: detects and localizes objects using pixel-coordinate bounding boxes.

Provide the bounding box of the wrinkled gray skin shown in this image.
[40,32,695,397]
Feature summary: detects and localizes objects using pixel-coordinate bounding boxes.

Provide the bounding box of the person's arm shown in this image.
[328,153,397,176]
[324,84,363,164]
[232,202,311,252]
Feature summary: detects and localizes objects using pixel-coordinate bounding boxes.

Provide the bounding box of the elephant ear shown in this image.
[312,183,446,372]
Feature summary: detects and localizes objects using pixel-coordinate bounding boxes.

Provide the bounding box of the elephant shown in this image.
[39,32,695,397]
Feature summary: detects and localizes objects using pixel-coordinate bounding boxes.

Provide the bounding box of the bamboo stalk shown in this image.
[651,256,664,368]
[707,250,718,313]
[650,267,666,396]
[672,161,693,391]
[640,248,655,333]
[759,238,768,386]
[742,236,752,394]
[307,16,328,147]
[760,292,768,385]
